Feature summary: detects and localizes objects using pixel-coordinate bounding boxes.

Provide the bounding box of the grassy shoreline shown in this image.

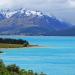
[0,43,25,48]
[0,43,39,49]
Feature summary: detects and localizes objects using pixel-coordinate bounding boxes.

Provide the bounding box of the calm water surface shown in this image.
[0,36,75,75]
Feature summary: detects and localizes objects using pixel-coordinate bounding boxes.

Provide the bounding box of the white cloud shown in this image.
[0,0,75,24]
[0,0,10,5]
[0,0,74,9]
[0,0,12,9]
[67,0,75,7]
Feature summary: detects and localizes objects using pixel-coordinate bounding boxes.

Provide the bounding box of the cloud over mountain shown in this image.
[0,0,75,25]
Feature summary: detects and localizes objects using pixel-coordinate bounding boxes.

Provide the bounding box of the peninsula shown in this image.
[0,38,29,48]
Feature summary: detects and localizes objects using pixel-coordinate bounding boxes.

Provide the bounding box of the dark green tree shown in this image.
[6,64,20,73]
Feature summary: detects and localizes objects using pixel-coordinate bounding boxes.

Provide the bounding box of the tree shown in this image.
[0,59,47,75]
[40,72,47,75]
[34,72,38,75]
[20,69,27,75]
[6,64,20,73]
[0,59,10,75]
[27,70,34,75]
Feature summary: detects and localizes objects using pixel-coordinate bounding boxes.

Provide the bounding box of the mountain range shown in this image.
[0,8,75,36]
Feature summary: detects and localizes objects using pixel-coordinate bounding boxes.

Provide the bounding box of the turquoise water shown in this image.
[0,36,75,75]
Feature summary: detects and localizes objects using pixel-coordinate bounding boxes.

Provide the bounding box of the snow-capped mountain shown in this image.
[0,8,74,36]
[0,9,43,18]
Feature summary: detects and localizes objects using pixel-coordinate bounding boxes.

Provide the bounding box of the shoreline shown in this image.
[0,45,42,50]
[0,45,50,50]
[0,35,75,38]
[0,45,75,50]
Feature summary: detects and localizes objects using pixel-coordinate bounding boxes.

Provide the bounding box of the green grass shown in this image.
[0,43,25,48]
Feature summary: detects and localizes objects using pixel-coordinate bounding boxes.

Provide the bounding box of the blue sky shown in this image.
[0,0,75,25]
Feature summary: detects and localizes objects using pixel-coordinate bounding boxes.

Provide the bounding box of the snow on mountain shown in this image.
[0,9,17,18]
[5,11,17,18]
[25,10,43,16]
[0,9,43,18]
[0,8,73,36]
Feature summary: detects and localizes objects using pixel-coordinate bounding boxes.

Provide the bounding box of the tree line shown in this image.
[0,59,47,75]
[0,38,29,46]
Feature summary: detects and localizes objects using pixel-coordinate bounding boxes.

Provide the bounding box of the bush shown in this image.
[0,59,47,75]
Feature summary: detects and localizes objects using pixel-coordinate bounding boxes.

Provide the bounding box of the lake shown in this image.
[0,36,75,75]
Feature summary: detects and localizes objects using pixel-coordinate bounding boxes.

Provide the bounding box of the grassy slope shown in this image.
[0,43,25,48]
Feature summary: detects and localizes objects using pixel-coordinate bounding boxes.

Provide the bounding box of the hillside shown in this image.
[0,9,74,36]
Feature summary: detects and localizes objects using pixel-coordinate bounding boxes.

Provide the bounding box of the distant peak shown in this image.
[25,10,43,16]
[0,8,44,18]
